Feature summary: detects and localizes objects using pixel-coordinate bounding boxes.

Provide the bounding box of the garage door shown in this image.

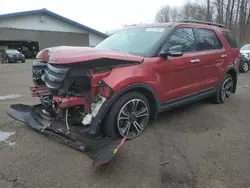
[0,28,89,50]
[38,30,89,50]
[0,28,37,41]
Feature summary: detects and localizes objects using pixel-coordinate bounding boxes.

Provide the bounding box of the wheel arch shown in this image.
[108,83,160,120]
[88,83,160,134]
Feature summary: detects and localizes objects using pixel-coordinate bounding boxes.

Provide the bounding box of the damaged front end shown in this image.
[7,50,140,166]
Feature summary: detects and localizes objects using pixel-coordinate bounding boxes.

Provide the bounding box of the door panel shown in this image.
[194,28,226,90]
[156,27,202,102]
[156,53,203,102]
[195,49,226,90]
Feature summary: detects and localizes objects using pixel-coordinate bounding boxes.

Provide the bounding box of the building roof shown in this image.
[0,8,108,38]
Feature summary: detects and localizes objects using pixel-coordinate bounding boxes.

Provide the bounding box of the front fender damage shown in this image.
[6,57,134,166]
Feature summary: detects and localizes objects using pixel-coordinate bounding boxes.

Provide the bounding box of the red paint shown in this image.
[102,25,239,103]
[98,87,111,98]
[37,46,143,64]
[37,23,239,105]
[36,49,51,62]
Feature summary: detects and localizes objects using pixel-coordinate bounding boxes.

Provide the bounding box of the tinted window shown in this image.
[197,29,222,50]
[163,28,196,52]
[222,32,238,48]
[6,49,20,54]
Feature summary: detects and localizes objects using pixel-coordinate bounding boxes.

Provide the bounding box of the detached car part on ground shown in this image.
[7,20,239,166]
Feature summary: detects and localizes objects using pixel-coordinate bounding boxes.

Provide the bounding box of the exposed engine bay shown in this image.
[31,61,107,130]
[30,50,140,133]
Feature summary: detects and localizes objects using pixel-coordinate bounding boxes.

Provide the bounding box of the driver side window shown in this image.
[162,28,197,53]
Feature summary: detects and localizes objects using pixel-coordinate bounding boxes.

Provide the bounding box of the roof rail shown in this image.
[178,19,226,28]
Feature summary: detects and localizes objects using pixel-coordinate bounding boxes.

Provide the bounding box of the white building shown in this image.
[0,8,107,53]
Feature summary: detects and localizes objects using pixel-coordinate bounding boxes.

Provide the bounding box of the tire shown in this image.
[213,74,234,104]
[103,92,150,140]
[240,62,249,73]
[22,60,25,63]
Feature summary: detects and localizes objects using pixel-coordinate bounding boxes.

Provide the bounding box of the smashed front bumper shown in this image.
[7,104,126,167]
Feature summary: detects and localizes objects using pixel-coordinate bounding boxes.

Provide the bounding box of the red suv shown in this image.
[8,20,239,141]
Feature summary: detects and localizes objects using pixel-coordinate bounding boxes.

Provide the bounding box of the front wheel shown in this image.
[22,59,25,63]
[213,74,234,104]
[103,92,150,140]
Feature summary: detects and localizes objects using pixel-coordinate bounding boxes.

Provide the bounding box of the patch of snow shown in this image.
[5,141,15,147]
[0,131,15,147]
[91,95,106,117]
[81,95,106,125]
[0,131,15,142]
[0,94,22,100]
[82,114,92,125]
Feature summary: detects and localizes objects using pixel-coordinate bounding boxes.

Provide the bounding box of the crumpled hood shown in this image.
[37,46,144,64]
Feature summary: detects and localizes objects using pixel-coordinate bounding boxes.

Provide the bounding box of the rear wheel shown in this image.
[213,74,234,104]
[103,92,150,139]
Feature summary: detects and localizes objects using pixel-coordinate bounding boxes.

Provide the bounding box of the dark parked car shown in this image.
[1,49,25,63]
[239,53,250,73]
[0,52,4,64]
[7,20,239,166]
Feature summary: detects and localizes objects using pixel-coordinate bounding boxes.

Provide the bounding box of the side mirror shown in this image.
[159,45,184,58]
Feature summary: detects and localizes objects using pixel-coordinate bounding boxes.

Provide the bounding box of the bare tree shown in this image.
[170,7,179,21]
[155,5,171,22]
[239,0,246,43]
[228,0,235,29]
[225,0,232,27]
[155,0,250,45]
[207,0,211,21]
[182,2,207,20]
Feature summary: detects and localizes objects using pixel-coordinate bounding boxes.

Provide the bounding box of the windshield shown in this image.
[241,44,250,51]
[6,49,20,54]
[95,27,171,56]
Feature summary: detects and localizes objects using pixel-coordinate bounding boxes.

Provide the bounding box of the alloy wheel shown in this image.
[117,99,149,139]
[220,77,233,103]
[243,62,249,72]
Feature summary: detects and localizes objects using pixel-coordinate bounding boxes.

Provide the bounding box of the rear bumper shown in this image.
[7,104,126,166]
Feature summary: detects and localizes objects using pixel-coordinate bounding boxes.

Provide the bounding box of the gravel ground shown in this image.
[0,63,250,188]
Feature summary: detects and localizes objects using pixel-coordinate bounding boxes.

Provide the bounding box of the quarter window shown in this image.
[222,31,238,48]
[163,28,197,52]
[197,29,222,50]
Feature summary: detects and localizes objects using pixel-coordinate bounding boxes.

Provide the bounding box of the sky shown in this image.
[0,0,185,33]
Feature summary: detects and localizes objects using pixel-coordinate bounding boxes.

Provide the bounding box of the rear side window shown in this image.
[222,31,238,48]
[197,29,222,51]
